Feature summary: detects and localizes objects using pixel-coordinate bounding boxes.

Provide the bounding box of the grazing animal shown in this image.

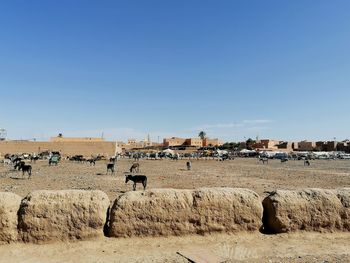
[281,158,288,163]
[30,156,39,163]
[186,161,192,170]
[129,163,140,173]
[12,157,22,164]
[14,161,25,170]
[125,174,147,191]
[304,160,310,166]
[87,158,96,166]
[259,157,269,164]
[107,163,115,174]
[70,155,84,162]
[171,154,179,161]
[133,153,140,162]
[18,162,32,178]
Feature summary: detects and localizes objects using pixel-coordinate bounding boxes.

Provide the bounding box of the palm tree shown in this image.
[198,131,206,140]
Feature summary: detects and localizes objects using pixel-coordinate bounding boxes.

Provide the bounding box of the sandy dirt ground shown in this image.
[0,232,349,263]
[1,158,350,262]
[1,158,350,200]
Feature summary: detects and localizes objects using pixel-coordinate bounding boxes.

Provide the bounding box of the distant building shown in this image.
[163,137,223,148]
[297,140,316,151]
[127,139,137,145]
[185,138,203,147]
[252,139,281,151]
[277,141,294,152]
[203,138,223,147]
[163,137,187,147]
[117,135,159,150]
[338,140,350,152]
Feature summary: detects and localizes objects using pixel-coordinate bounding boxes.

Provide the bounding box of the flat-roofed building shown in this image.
[277,141,294,152]
[252,139,280,151]
[203,138,223,147]
[163,137,187,147]
[297,140,316,151]
[185,138,203,147]
[163,136,222,148]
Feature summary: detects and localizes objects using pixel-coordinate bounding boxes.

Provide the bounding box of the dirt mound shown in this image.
[262,188,347,233]
[334,188,350,230]
[0,192,22,243]
[108,187,262,237]
[18,190,110,243]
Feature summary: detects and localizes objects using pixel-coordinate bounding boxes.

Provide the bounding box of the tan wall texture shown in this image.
[0,141,116,157]
[50,137,105,142]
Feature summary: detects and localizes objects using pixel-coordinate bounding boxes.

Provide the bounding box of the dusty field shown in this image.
[0,232,349,262]
[1,158,350,200]
[1,158,350,262]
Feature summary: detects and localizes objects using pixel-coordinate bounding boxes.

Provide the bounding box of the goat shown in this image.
[304,160,310,166]
[107,163,115,174]
[125,174,147,191]
[281,158,288,163]
[129,163,140,173]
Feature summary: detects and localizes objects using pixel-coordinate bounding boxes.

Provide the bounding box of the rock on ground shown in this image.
[108,187,263,237]
[0,192,22,243]
[18,190,110,243]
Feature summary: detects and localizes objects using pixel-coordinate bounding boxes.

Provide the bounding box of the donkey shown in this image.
[129,163,140,173]
[12,157,22,165]
[18,162,32,178]
[259,157,269,164]
[107,163,115,174]
[14,161,25,170]
[87,158,96,166]
[186,161,192,170]
[30,156,39,163]
[125,174,147,191]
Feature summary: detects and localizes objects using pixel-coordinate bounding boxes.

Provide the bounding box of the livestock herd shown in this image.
[0,152,149,191]
[1,149,349,191]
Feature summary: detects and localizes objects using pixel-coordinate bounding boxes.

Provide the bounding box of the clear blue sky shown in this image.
[1,1,349,142]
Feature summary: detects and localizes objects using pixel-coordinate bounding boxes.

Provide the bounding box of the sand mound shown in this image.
[262,188,348,233]
[0,192,22,243]
[18,190,110,243]
[108,188,262,237]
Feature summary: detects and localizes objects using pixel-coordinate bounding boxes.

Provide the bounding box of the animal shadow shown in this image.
[10,176,27,180]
